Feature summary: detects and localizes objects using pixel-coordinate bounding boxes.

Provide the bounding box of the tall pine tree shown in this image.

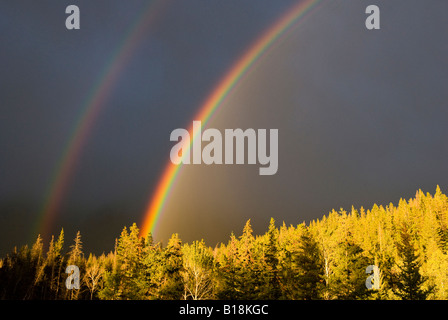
[393,224,432,300]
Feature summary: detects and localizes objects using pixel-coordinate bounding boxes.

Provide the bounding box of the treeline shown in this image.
[1,187,448,300]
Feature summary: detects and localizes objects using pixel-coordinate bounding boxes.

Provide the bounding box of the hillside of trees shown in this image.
[1,187,448,300]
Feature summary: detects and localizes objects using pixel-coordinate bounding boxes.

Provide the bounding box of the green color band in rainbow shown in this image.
[140,0,324,238]
[33,0,168,242]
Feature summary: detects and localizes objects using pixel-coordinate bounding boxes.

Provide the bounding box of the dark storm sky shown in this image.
[1,0,448,255]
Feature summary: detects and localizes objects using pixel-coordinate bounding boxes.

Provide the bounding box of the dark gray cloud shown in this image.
[155,0,448,246]
[0,0,447,255]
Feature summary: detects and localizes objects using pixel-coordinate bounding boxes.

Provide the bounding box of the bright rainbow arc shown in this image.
[34,0,167,241]
[140,0,323,238]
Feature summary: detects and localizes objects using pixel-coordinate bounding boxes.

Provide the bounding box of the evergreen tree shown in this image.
[31,234,43,266]
[0,245,35,299]
[234,219,262,299]
[38,229,65,299]
[67,231,83,266]
[98,239,122,300]
[113,224,147,299]
[142,234,164,299]
[294,228,324,299]
[393,224,432,300]
[260,218,281,299]
[66,231,84,300]
[159,233,184,299]
[216,233,239,299]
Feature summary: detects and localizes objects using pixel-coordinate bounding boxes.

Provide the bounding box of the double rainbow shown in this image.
[140,0,323,238]
[34,0,323,241]
[34,0,168,241]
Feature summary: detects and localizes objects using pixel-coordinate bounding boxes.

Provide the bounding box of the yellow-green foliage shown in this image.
[1,187,448,300]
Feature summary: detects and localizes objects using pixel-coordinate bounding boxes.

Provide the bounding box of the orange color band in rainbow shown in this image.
[140,0,323,238]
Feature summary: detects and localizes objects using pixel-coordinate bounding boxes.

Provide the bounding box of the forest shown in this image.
[1,186,448,300]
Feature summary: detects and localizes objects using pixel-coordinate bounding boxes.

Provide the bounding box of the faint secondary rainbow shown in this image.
[34,0,168,241]
[140,0,324,238]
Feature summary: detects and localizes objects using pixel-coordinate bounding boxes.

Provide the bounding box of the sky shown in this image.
[0,0,447,256]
